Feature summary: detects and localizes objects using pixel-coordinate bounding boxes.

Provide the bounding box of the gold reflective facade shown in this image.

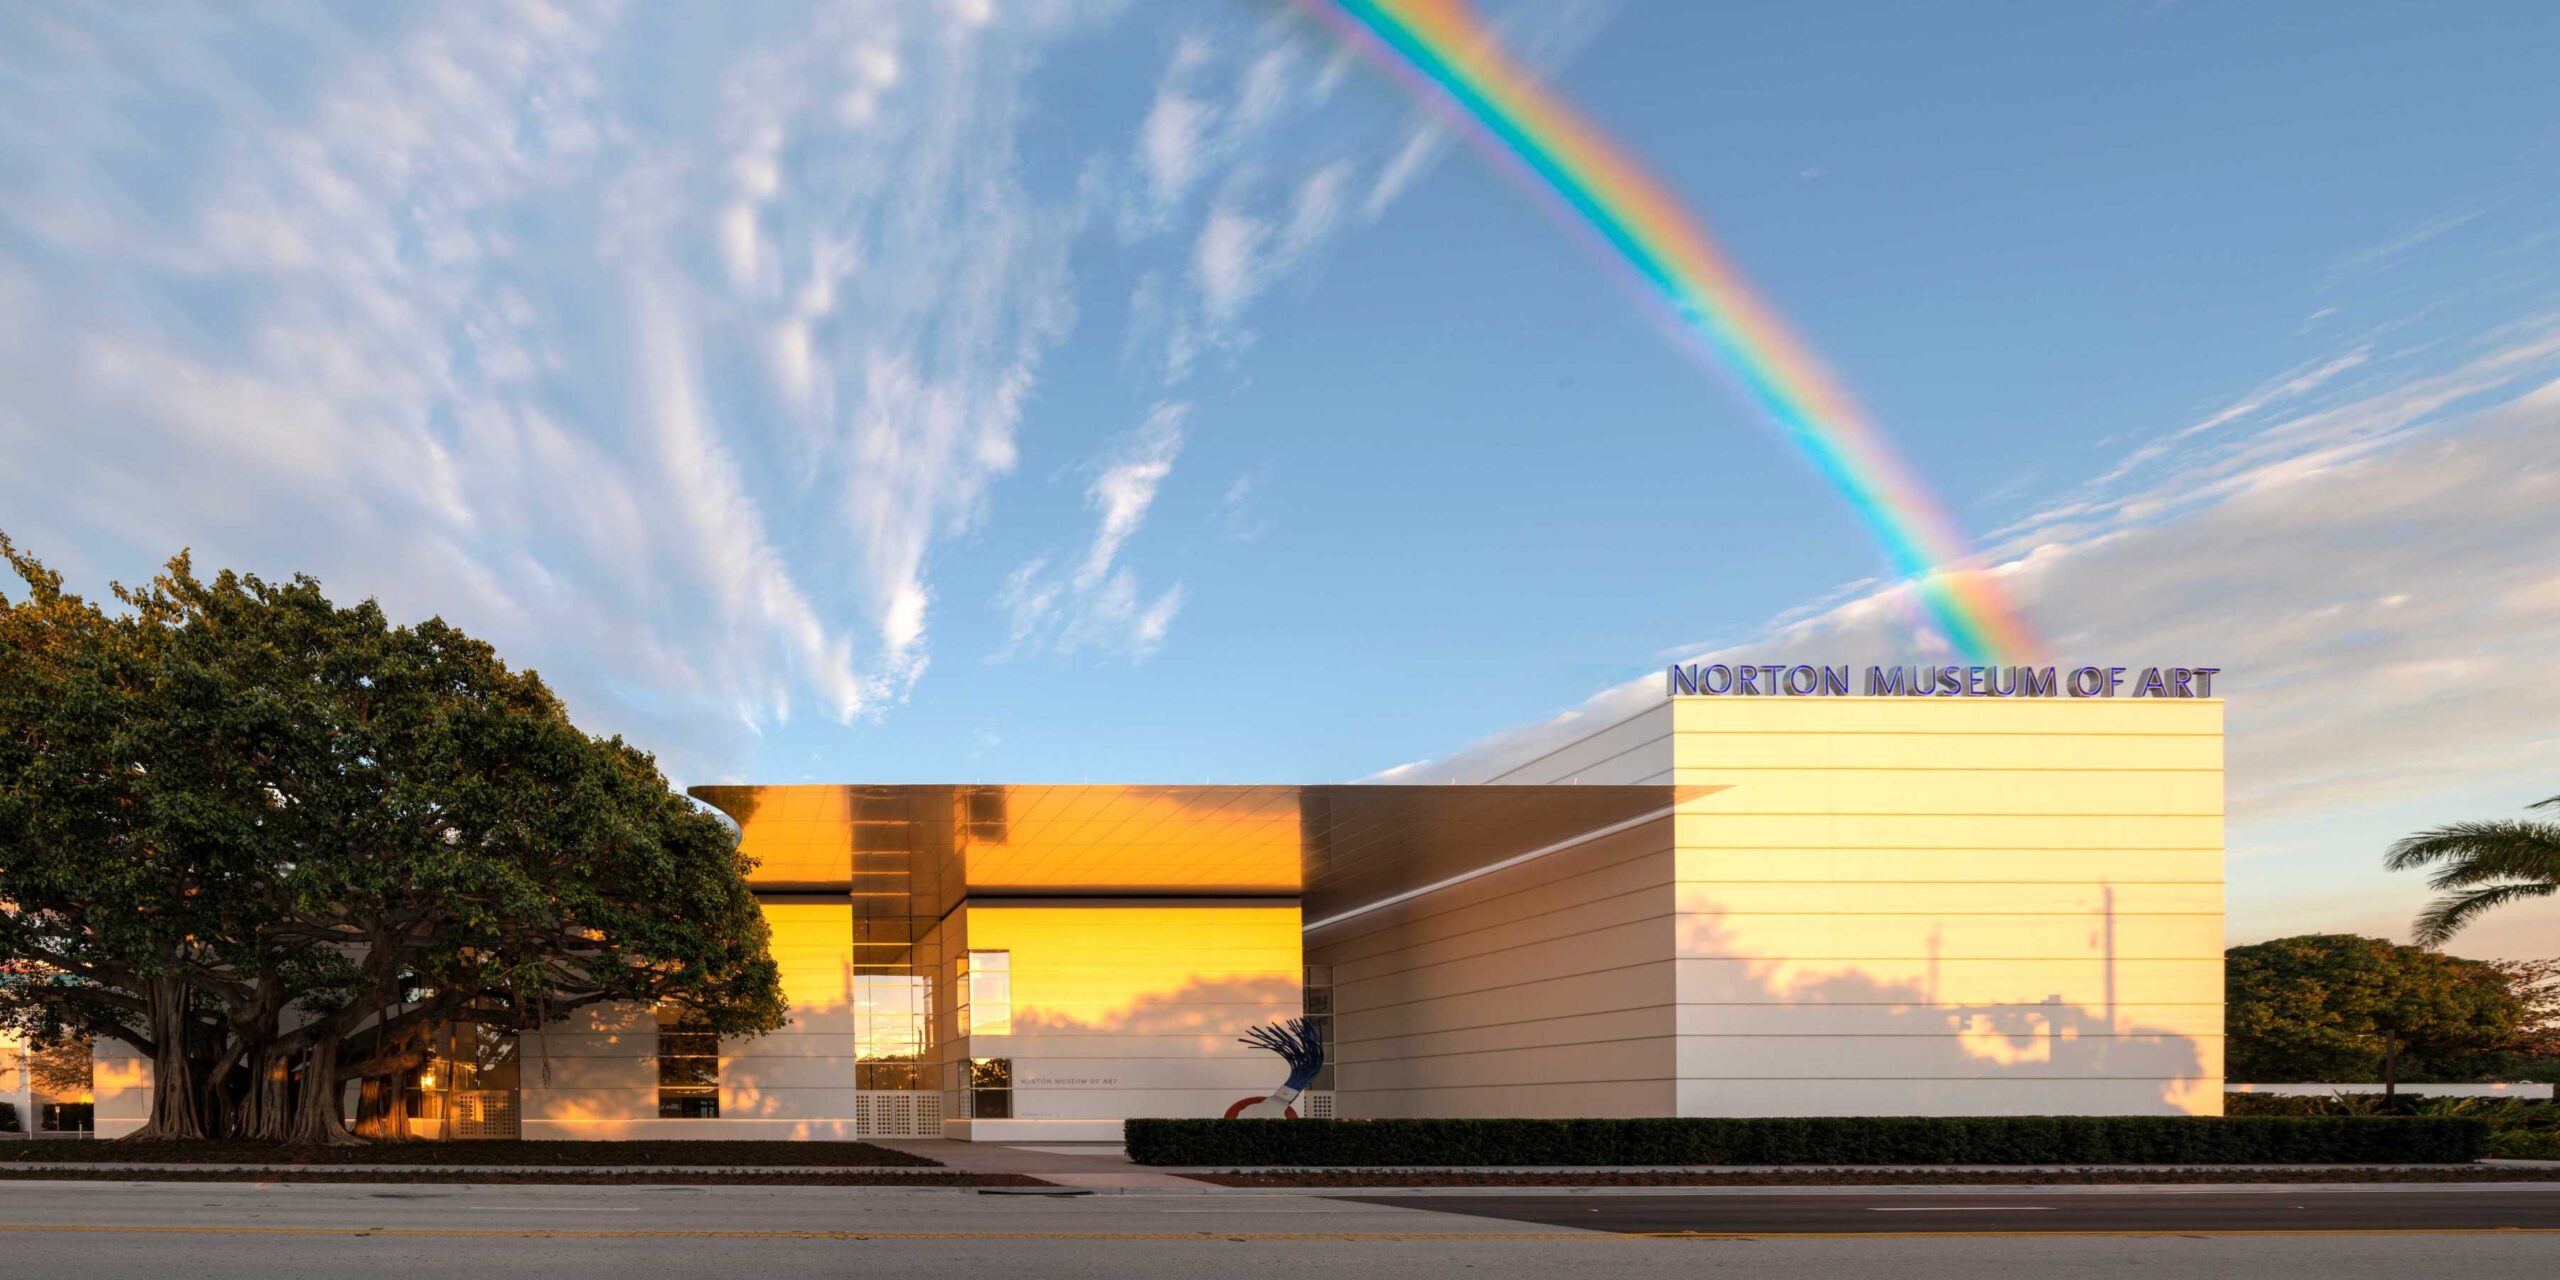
[684,782,1692,1135]
[689,782,1694,915]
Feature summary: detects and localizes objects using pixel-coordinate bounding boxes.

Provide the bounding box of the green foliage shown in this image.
[0,1102,18,1133]
[2490,1129,2560,1159]
[2224,1092,2389,1117]
[0,534,785,1141]
[1123,1116,2491,1167]
[2386,795,2560,947]
[27,1038,90,1097]
[2226,935,2535,1084]
[2226,1092,2556,1126]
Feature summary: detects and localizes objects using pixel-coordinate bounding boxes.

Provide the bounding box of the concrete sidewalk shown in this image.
[0,1172,2555,1198]
[6,1134,2550,1191]
[2,1157,2551,1191]
[0,1139,1213,1189]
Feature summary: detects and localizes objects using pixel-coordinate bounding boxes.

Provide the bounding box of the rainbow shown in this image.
[1315,0,2036,663]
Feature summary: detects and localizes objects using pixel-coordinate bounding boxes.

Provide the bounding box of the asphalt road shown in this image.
[1360,1183,2560,1235]
[1,1180,2554,1280]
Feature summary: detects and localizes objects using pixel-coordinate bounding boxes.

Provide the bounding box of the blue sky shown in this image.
[4,2,2557,956]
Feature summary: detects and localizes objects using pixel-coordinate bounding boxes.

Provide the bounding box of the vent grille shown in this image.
[449,1090,519,1139]
[854,1090,942,1137]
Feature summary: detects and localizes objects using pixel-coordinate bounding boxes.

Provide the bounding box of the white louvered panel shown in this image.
[450,1090,519,1139]
[854,1090,939,1137]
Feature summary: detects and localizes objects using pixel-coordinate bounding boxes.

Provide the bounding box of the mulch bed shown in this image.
[0,1139,934,1167]
[0,1166,1036,1187]
[1196,1166,2560,1188]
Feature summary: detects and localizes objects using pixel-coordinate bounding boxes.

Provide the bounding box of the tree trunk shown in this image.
[240,1044,294,1142]
[202,1038,253,1141]
[203,1060,235,1141]
[284,1036,359,1147]
[352,1074,412,1141]
[124,976,203,1141]
[2382,1034,2400,1104]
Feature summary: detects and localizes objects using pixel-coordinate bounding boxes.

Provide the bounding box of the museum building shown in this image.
[93,691,2226,1142]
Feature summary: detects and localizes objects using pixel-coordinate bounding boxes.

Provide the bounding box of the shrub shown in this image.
[2226,1092,2556,1123]
[2224,1093,2345,1117]
[2490,1129,2560,1160]
[2225,1092,2392,1117]
[1123,1116,2491,1167]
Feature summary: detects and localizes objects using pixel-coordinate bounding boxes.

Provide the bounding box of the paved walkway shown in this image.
[5,1147,2548,1191]
[0,1140,1198,1188]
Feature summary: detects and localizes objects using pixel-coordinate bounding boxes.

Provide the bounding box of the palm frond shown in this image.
[2385,820,2560,881]
[2412,881,2558,948]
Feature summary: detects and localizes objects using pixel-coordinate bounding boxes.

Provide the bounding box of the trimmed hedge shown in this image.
[1124,1116,2490,1167]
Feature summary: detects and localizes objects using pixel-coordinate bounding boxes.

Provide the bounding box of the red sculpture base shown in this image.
[1223,1096,1301,1119]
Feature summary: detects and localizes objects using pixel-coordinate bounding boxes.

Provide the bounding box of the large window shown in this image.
[957,950,1011,1036]
[1303,964,1335,1092]
[39,1102,93,1133]
[405,1023,520,1124]
[25,1036,95,1133]
[657,1010,720,1119]
[854,973,931,1090]
[965,1057,1012,1118]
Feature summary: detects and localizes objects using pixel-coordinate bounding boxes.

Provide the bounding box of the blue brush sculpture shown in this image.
[1235,1017,1325,1118]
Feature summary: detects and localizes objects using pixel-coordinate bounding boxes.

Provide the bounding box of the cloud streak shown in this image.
[1384,323,2560,948]
[0,0,1110,776]
[997,403,1191,659]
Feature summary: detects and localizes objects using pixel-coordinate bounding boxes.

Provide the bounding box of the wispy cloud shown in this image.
[1397,326,2560,854]
[0,0,1110,776]
[1136,36,1216,217]
[996,402,1191,659]
[2070,347,2373,494]
[1366,124,1447,219]
[1216,471,1270,542]
[1001,10,1599,659]
[1082,403,1190,586]
[2327,203,2493,282]
[1192,205,1272,327]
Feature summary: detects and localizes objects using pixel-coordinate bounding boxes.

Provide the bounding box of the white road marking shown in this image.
[1158,1206,1352,1213]
[1868,1206,2054,1212]
[473,1206,644,1213]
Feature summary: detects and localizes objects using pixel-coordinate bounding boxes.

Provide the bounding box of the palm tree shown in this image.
[2386,795,2560,946]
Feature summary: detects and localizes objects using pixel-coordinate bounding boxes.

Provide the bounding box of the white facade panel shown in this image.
[1674,1076,2220,1116]
[1310,819,1681,1120]
[1318,693,2226,1121]
[1484,703,1674,785]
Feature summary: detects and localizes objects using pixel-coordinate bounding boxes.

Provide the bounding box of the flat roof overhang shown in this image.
[689,783,1719,925]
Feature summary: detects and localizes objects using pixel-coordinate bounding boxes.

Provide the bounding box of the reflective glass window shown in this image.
[657,1010,720,1118]
[967,1057,1012,1119]
[958,950,1011,1036]
[1303,965,1335,1092]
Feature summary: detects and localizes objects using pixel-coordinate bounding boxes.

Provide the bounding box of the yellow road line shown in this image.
[0,1223,2555,1242]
